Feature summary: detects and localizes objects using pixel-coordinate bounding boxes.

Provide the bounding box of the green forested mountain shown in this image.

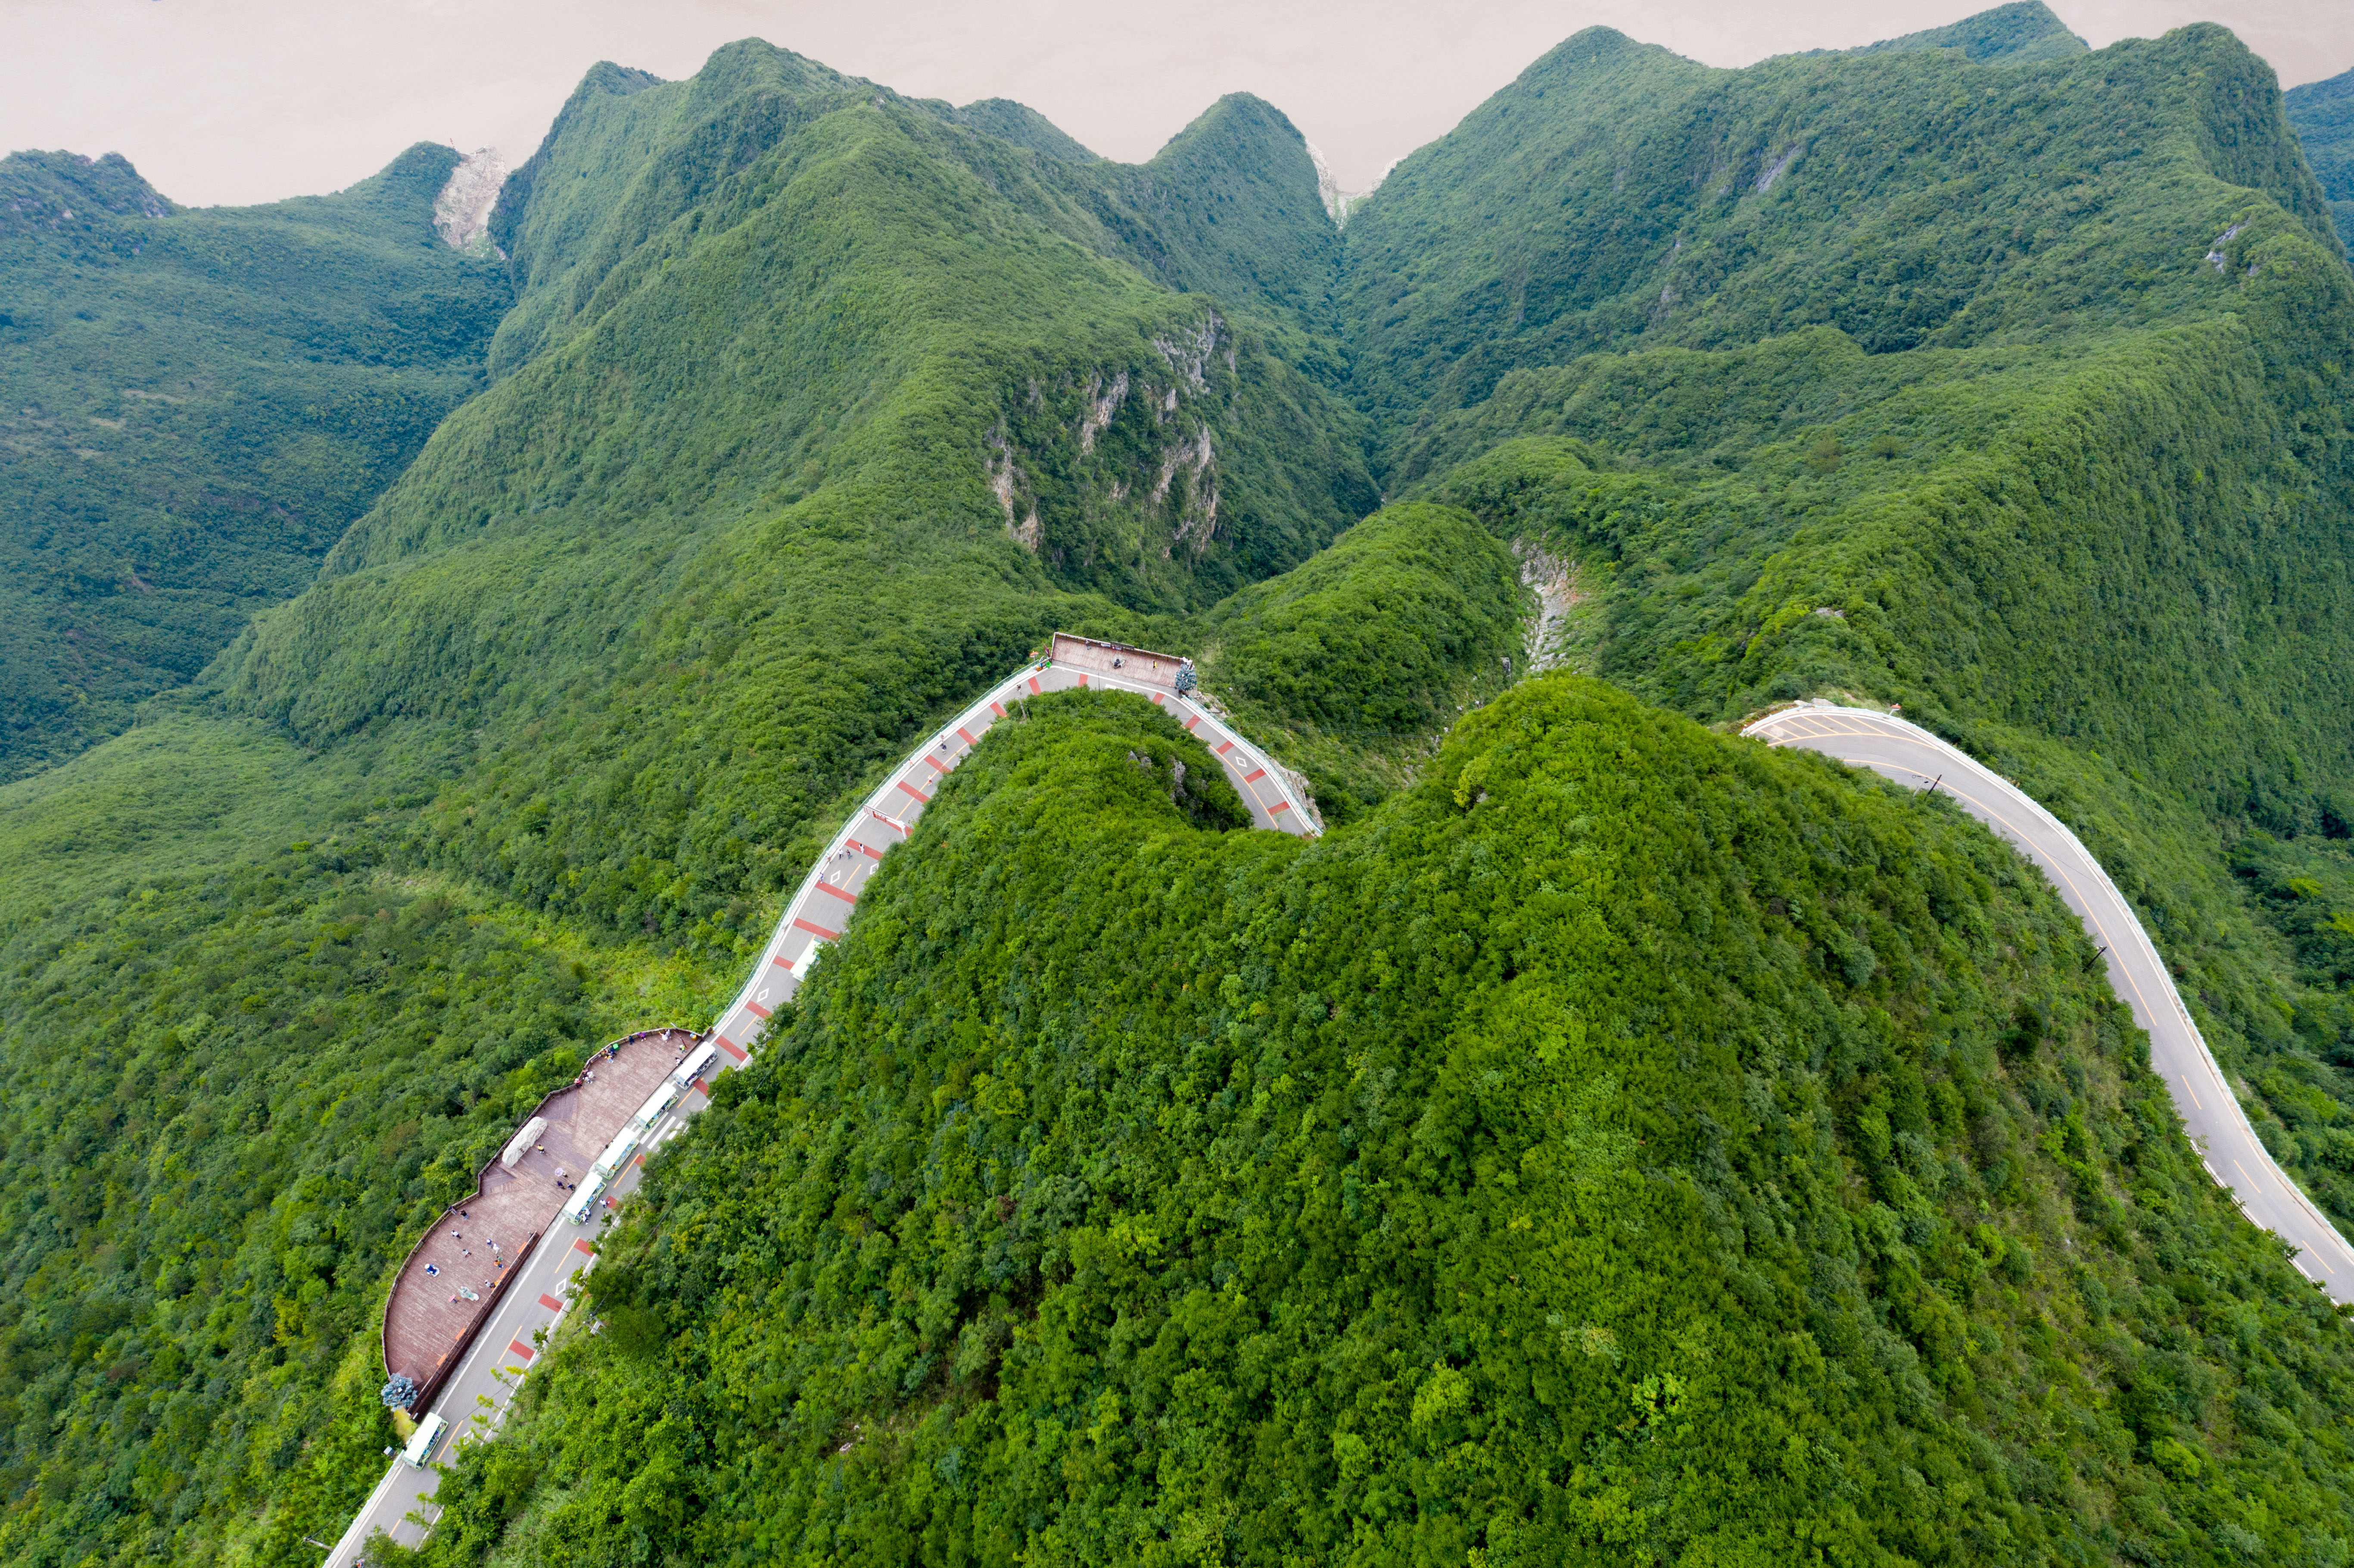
[1351,16,2354,1264]
[6,8,2354,1566]
[0,143,509,780]
[1059,92,1347,342]
[941,99,1099,162]
[416,681,2354,1564]
[1194,500,1526,819]
[1836,0,2087,67]
[1341,18,2337,428]
[2285,64,2354,245]
[0,43,1370,1566]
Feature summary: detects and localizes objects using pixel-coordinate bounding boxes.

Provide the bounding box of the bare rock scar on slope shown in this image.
[1515,538,1586,675]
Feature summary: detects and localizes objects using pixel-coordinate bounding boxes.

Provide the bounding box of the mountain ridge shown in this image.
[6,9,2354,1565]
[2285,63,2354,244]
[0,140,510,781]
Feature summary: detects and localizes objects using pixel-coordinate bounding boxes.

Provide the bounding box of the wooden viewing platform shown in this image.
[380,1028,697,1402]
[1048,632,1192,692]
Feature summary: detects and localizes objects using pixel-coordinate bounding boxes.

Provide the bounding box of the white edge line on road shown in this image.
[1744,703,2354,1298]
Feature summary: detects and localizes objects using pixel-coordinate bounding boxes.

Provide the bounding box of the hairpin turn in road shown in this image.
[326,643,1314,1565]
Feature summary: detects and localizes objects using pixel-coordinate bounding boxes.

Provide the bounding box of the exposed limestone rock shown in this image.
[1155,426,1219,553]
[1514,539,1583,673]
[1753,144,1803,193]
[1153,314,1223,391]
[1080,370,1128,454]
[1305,141,1393,227]
[433,148,509,255]
[985,424,1041,549]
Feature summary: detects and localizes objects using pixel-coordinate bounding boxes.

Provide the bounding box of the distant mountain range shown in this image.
[2287,61,2354,245]
[6,5,2354,1563]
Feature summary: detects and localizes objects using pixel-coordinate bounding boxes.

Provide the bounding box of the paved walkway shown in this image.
[1047,632,1189,690]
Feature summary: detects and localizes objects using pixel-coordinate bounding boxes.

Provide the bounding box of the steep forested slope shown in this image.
[482,50,1343,380]
[0,42,1373,1568]
[1341,19,2338,431]
[418,682,2354,1566]
[1059,93,1347,344]
[223,43,1370,949]
[1354,17,2354,1258]
[2285,65,2354,245]
[1193,501,1526,820]
[1836,0,2087,67]
[10,9,2354,1567]
[0,143,509,779]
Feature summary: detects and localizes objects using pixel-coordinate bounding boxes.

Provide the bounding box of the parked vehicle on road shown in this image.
[671,1042,718,1088]
[399,1411,448,1470]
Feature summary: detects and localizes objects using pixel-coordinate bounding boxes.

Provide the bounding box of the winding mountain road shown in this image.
[1747,703,2354,1304]
[327,651,1312,1565]
[328,681,2346,1560]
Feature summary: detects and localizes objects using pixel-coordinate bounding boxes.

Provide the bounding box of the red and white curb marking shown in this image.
[706,659,1314,1058]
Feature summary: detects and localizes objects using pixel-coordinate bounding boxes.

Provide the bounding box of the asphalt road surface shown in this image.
[327,656,1311,1564]
[1747,703,2354,1304]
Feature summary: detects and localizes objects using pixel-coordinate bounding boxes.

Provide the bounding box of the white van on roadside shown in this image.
[670,1042,719,1088]
[400,1410,448,1469]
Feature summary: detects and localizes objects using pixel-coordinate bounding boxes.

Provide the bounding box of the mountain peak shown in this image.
[1840,1,2088,66]
[952,98,1097,161]
[0,149,173,235]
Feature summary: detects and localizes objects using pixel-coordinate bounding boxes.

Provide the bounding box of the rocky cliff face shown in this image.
[432,146,508,253]
[1304,139,1389,227]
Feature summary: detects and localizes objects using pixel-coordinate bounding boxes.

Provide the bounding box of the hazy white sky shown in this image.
[4,0,2350,208]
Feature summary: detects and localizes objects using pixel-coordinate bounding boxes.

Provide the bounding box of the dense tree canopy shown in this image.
[2,10,2354,1565]
[418,684,2354,1566]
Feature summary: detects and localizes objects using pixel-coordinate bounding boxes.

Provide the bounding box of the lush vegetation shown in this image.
[1834,0,2088,68]
[1194,501,1526,821]
[2285,64,2354,246]
[1352,15,2354,1260]
[7,9,2354,1564]
[0,40,1375,1565]
[0,842,583,1564]
[1381,245,2354,1232]
[1339,15,2337,433]
[0,143,510,779]
[412,683,2354,1565]
[211,43,1370,974]
[1402,388,2354,1241]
